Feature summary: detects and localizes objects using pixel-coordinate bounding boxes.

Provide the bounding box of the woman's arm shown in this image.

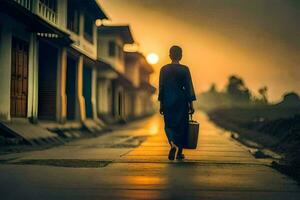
[188,102,195,114]
[185,67,196,114]
[185,67,196,102]
[158,68,164,115]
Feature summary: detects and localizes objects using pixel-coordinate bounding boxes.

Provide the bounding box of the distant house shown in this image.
[97,25,134,123]
[97,25,155,123]
[125,52,156,118]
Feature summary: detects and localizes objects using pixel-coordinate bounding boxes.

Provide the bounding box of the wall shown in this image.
[0,19,12,120]
[69,11,98,60]
[97,79,113,115]
[97,34,125,73]
[132,90,154,118]
[66,0,99,60]
[125,62,140,87]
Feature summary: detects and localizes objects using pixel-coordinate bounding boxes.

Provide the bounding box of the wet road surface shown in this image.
[0,112,299,200]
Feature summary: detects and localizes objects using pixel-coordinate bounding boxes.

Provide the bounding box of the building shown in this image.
[63,0,107,132]
[96,25,135,123]
[124,52,156,118]
[97,25,156,123]
[0,0,107,142]
[1,0,68,122]
[0,0,155,143]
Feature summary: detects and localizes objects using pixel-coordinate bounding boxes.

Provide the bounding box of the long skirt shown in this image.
[164,105,189,148]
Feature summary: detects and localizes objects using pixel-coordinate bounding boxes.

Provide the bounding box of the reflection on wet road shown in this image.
[0,112,300,200]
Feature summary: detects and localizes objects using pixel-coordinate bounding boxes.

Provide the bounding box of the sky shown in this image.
[98,0,300,102]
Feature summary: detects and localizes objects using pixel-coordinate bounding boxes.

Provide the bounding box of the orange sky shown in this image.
[98,0,300,102]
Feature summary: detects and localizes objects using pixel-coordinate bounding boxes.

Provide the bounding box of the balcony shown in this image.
[4,0,71,44]
[13,0,33,10]
[13,0,58,26]
[37,0,57,25]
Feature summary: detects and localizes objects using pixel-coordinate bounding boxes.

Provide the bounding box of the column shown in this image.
[27,32,39,123]
[77,55,86,121]
[91,67,98,120]
[57,47,67,123]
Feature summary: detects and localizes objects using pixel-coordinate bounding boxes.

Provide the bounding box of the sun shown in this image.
[146,53,159,64]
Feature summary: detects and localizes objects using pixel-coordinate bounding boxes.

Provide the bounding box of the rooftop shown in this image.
[125,52,154,73]
[98,25,135,44]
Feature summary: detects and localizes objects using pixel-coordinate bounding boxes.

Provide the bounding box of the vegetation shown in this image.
[196,75,273,111]
[196,75,300,176]
[196,74,300,111]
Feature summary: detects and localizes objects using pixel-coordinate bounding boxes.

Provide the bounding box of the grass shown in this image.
[207,105,300,181]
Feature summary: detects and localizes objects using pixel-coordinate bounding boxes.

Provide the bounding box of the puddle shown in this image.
[15,159,111,168]
[109,136,147,148]
[84,136,148,149]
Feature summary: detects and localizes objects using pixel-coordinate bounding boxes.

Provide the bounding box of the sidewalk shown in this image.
[120,113,259,164]
[0,112,299,200]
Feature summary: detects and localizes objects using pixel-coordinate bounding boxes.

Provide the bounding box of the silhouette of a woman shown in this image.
[158,46,196,160]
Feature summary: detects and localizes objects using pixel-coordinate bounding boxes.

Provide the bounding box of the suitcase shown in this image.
[184,114,200,149]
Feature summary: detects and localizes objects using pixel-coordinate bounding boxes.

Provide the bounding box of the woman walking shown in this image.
[158,45,196,160]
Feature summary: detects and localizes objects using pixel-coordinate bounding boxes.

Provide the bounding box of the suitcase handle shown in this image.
[190,114,195,121]
[189,114,198,123]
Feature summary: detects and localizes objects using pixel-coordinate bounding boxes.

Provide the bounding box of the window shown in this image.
[40,0,57,12]
[84,14,94,43]
[67,1,79,33]
[108,41,116,57]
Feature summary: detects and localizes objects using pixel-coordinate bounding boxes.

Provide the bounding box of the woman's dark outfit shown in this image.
[158,64,196,148]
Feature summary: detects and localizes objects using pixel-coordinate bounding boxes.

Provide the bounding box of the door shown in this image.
[83,66,93,118]
[66,56,76,120]
[113,86,123,118]
[118,91,122,117]
[10,37,29,118]
[38,41,58,120]
[112,81,116,117]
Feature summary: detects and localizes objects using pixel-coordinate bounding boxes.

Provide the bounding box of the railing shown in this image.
[37,0,57,25]
[13,0,58,25]
[13,0,33,10]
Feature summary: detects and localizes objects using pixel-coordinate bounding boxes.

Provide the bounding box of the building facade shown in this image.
[125,52,156,118]
[0,0,155,141]
[97,25,134,123]
[97,25,156,123]
[0,0,107,132]
[0,0,71,122]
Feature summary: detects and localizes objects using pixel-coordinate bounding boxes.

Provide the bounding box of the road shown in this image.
[0,112,299,200]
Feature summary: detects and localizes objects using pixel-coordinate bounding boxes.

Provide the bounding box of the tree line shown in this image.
[196,75,300,111]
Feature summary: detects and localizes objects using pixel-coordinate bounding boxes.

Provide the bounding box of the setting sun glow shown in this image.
[147,53,159,64]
